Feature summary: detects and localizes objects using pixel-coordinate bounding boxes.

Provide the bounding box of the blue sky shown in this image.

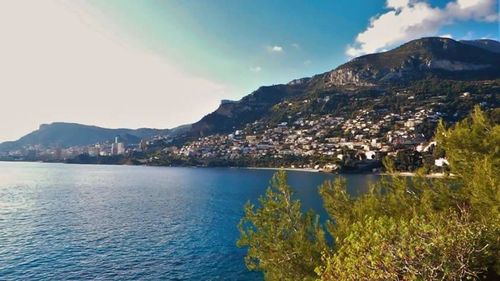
[0,0,498,142]
[86,0,383,92]
[88,0,499,93]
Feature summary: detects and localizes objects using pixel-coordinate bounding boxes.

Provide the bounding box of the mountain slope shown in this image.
[320,37,500,88]
[187,84,307,137]
[460,39,500,54]
[182,37,500,139]
[0,122,169,151]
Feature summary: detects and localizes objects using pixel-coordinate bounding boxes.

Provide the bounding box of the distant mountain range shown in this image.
[0,123,169,152]
[1,37,499,153]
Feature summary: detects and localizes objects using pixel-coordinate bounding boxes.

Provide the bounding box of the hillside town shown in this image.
[0,106,446,172]
[155,104,448,172]
[2,88,495,173]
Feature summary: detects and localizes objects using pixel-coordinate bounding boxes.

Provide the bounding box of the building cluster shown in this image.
[2,87,492,172]
[2,137,131,161]
[163,106,442,171]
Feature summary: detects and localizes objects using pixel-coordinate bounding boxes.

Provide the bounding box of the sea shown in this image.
[0,162,378,280]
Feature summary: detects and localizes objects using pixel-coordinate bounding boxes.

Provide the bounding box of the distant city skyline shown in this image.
[0,0,498,142]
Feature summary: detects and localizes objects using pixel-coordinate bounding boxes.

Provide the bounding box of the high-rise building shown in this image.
[111,136,125,155]
[111,143,118,155]
[117,142,125,155]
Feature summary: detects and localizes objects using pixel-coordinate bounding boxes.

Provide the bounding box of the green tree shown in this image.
[318,106,499,279]
[435,106,499,221]
[435,105,500,273]
[238,106,499,280]
[237,171,327,280]
[318,212,491,280]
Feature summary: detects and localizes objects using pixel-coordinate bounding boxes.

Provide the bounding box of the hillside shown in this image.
[320,37,500,88]
[460,39,500,54]
[177,37,500,140]
[0,122,169,152]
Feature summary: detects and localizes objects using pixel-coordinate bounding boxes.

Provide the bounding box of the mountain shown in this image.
[180,37,500,139]
[0,122,169,152]
[187,84,307,137]
[2,37,498,154]
[321,37,500,88]
[460,39,500,54]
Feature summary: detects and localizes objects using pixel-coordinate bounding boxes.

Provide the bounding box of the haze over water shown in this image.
[0,162,377,280]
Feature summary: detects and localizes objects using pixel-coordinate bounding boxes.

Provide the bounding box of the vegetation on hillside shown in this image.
[237,106,499,280]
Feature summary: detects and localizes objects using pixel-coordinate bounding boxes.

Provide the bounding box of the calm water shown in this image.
[0,162,377,280]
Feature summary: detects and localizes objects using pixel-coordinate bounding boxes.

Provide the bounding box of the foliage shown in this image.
[238,106,499,280]
[435,106,500,221]
[318,212,490,281]
[435,105,500,273]
[237,171,326,280]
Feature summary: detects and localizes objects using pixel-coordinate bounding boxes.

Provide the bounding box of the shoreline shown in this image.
[241,166,321,173]
[0,160,452,177]
[243,168,451,178]
[378,172,451,178]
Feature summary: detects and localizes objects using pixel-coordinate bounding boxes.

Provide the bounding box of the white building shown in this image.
[111,137,126,155]
[434,158,449,167]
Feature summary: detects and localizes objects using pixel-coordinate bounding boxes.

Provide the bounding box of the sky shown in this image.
[0,0,498,142]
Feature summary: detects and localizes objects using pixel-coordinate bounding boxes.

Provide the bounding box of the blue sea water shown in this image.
[0,162,378,280]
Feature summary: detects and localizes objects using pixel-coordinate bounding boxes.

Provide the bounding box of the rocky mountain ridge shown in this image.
[320,37,500,88]
[179,37,500,140]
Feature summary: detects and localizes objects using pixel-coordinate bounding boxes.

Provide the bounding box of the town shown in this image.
[159,104,446,172]
[1,87,495,173]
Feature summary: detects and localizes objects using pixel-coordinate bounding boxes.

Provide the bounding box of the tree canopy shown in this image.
[238,106,499,280]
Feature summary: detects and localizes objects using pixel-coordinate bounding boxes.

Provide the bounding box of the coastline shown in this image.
[0,159,453,177]
[243,168,451,178]
[379,172,451,178]
[241,166,321,173]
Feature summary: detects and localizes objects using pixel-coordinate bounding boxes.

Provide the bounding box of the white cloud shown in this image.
[268,45,284,53]
[0,0,229,142]
[445,0,499,21]
[346,0,499,57]
[440,33,454,38]
[387,0,410,10]
[250,66,262,72]
[304,60,312,65]
[291,43,301,49]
